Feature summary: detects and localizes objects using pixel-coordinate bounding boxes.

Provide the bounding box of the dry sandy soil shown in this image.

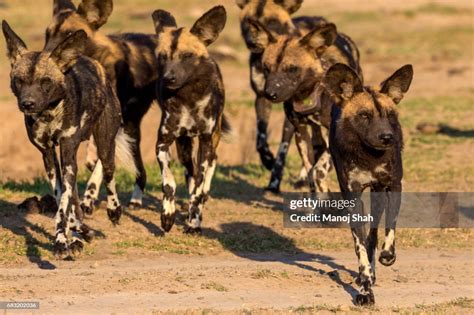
[0,0,473,314]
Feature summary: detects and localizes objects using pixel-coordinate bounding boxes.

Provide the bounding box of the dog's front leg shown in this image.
[380,184,401,266]
[185,134,216,234]
[347,190,375,305]
[54,139,82,258]
[157,134,177,232]
[41,148,62,204]
[368,187,387,284]
[266,116,295,193]
[255,95,275,170]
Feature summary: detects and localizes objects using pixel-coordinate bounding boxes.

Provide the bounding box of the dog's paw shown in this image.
[379,249,396,266]
[77,224,94,243]
[53,241,69,260]
[355,292,375,306]
[80,202,94,216]
[161,212,176,232]
[264,185,281,194]
[107,206,122,225]
[184,226,202,234]
[69,239,84,257]
[128,201,142,210]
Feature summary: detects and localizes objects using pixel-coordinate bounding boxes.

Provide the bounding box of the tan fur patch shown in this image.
[341,91,398,120]
[157,28,209,58]
[262,36,323,74]
[240,0,294,27]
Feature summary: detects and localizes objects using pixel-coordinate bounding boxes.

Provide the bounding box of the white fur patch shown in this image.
[374,163,388,174]
[80,112,89,127]
[130,185,143,205]
[85,160,103,201]
[251,66,265,92]
[62,126,78,138]
[383,229,395,251]
[348,168,374,190]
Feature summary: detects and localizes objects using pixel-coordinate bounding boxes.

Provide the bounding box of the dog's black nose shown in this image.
[379,133,394,144]
[266,91,278,101]
[164,72,176,84]
[21,100,35,110]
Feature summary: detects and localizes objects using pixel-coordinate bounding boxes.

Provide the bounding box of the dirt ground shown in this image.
[0,0,473,314]
[2,250,473,314]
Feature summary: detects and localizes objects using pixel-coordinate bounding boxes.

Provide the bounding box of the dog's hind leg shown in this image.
[266,117,295,193]
[293,123,316,192]
[312,127,332,193]
[85,136,98,172]
[81,160,103,216]
[123,120,147,209]
[94,125,122,225]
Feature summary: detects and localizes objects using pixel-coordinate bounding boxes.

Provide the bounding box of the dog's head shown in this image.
[44,0,112,51]
[236,0,302,52]
[325,63,413,150]
[152,6,226,90]
[246,20,337,103]
[2,20,87,115]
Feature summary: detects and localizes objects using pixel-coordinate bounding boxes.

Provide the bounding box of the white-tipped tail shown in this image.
[115,128,138,176]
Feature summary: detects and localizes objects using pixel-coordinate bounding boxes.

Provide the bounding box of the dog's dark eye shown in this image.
[182,52,193,60]
[387,110,398,120]
[286,65,299,74]
[13,77,23,90]
[41,78,53,92]
[359,111,372,120]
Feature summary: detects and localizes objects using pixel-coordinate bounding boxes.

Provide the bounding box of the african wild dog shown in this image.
[3,21,134,258]
[325,63,413,305]
[237,0,337,191]
[244,18,362,193]
[45,0,159,209]
[151,6,229,233]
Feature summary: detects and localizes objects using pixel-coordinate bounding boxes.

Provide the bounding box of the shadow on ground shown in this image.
[439,124,474,138]
[0,199,57,269]
[201,221,360,303]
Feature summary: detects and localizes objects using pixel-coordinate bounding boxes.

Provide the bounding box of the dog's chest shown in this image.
[347,163,392,190]
[29,102,78,149]
[163,94,216,137]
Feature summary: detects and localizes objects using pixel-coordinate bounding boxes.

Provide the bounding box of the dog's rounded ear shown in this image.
[2,20,28,66]
[53,0,76,16]
[190,6,227,46]
[235,0,251,9]
[380,65,413,104]
[274,0,304,14]
[49,30,88,72]
[77,0,113,30]
[243,18,277,53]
[324,63,363,104]
[152,10,177,34]
[299,23,337,56]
